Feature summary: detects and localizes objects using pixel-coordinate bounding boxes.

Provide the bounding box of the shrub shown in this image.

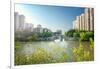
[73,41,94,62]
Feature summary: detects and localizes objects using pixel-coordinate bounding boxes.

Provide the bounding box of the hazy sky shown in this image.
[15,3,85,33]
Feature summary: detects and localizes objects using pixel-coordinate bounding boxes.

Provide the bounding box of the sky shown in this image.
[15,3,85,34]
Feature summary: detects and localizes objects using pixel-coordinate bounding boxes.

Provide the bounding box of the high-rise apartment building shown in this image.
[14,12,19,31]
[24,23,34,32]
[14,12,34,32]
[73,8,94,31]
[19,15,25,31]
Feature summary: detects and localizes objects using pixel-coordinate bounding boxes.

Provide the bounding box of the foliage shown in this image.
[15,54,28,65]
[42,32,52,37]
[15,41,21,51]
[90,38,94,50]
[15,45,68,65]
[15,36,94,65]
[15,33,39,42]
[73,40,94,62]
[65,29,77,37]
[85,32,94,40]
[80,32,86,41]
[29,48,53,64]
[65,29,94,41]
[73,32,80,37]
[80,32,94,41]
[15,31,53,41]
[26,34,39,41]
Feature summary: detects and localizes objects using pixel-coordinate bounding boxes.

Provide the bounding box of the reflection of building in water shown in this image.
[73,8,94,31]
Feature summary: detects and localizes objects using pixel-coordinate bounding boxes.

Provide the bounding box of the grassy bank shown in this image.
[15,38,94,65]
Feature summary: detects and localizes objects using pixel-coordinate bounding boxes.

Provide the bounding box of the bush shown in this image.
[65,29,94,41]
[15,46,68,65]
[15,54,28,65]
[80,32,94,41]
[73,32,80,37]
[85,32,94,40]
[73,41,94,62]
[26,34,39,41]
[80,32,86,41]
[65,29,77,37]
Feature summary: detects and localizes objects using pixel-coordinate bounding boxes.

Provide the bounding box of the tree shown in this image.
[65,29,78,37]
[42,32,52,37]
[27,34,38,41]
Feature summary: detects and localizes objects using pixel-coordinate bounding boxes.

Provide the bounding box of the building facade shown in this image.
[24,23,34,32]
[14,12,34,32]
[14,12,19,31]
[73,8,94,31]
[19,15,25,31]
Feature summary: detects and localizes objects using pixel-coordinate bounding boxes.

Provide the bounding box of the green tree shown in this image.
[80,32,86,41]
[42,32,52,37]
[27,34,38,41]
[65,29,77,37]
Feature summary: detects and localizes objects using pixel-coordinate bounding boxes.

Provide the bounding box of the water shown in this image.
[15,40,91,63]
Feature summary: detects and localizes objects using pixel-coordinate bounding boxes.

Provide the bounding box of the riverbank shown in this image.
[15,39,94,65]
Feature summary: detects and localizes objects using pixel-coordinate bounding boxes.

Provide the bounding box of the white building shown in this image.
[34,25,43,33]
[24,23,34,32]
[90,8,94,31]
[73,8,94,31]
[19,15,25,31]
[14,12,19,31]
[75,16,80,30]
[81,13,85,30]
[14,12,25,32]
